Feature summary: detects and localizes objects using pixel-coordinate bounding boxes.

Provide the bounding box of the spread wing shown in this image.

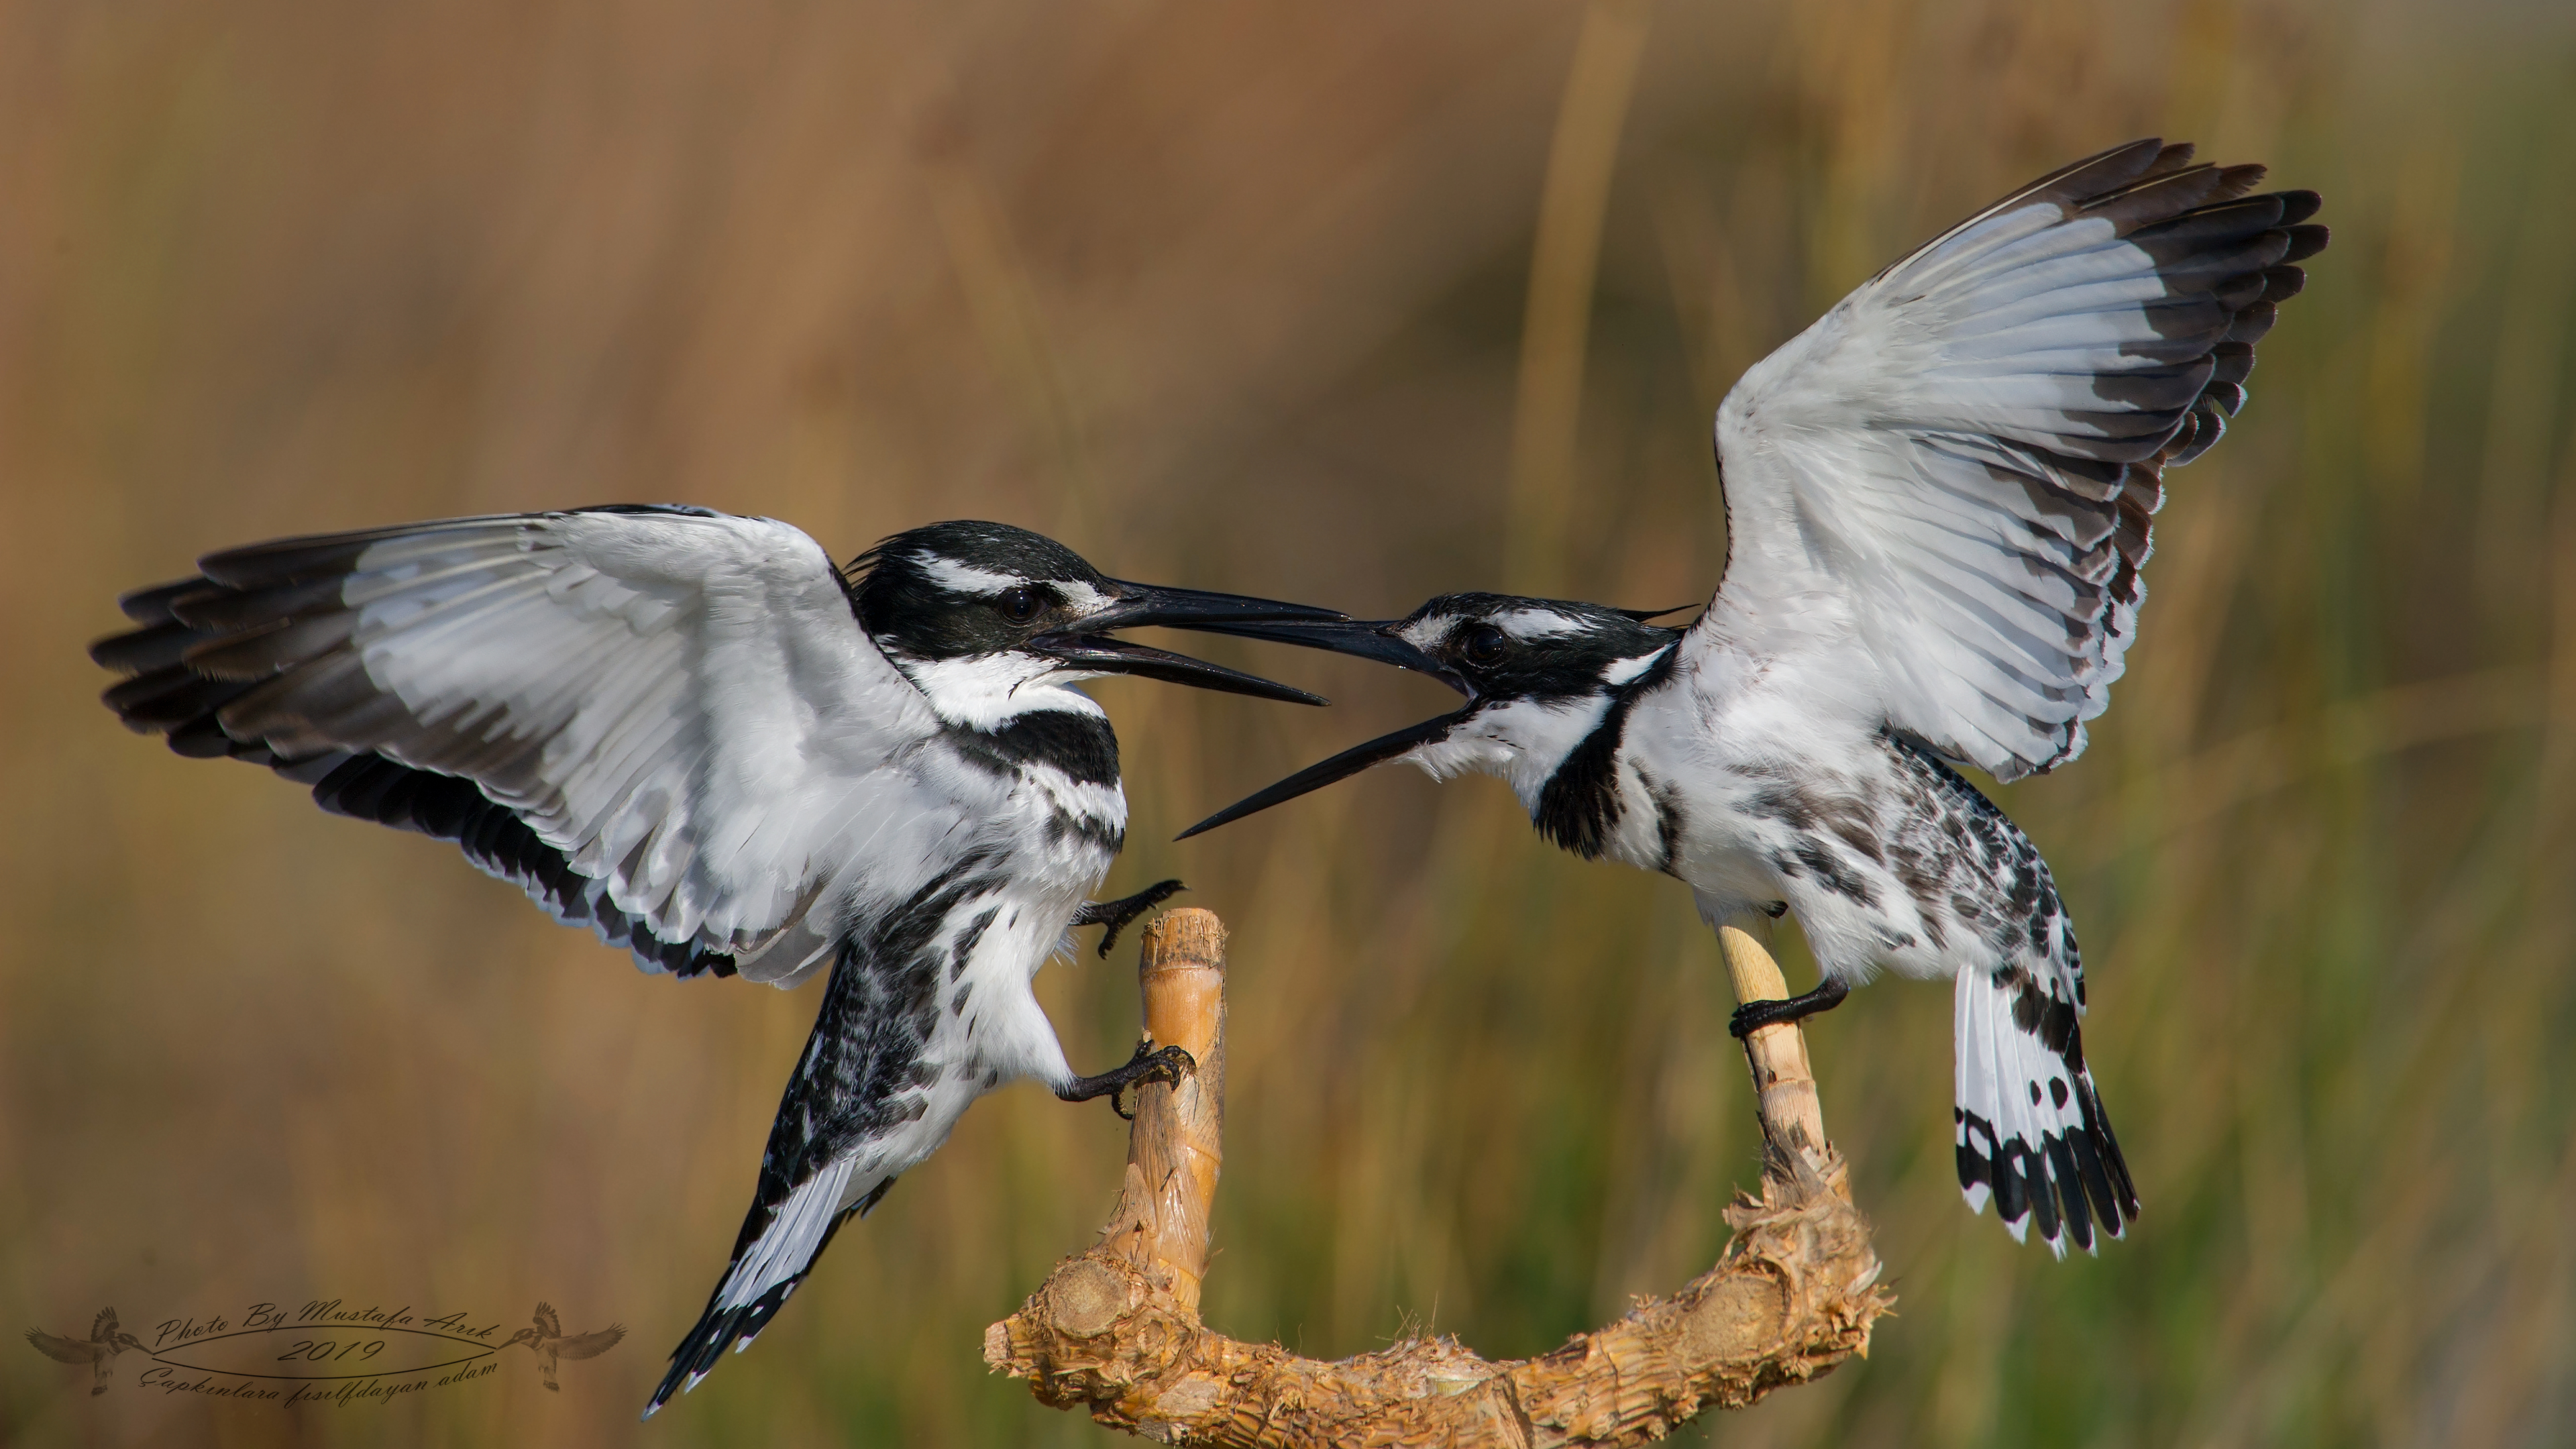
[93,506,958,987]
[26,1329,98,1363]
[531,1303,562,1340]
[91,1307,120,1341]
[553,1325,627,1360]
[1694,140,2326,780]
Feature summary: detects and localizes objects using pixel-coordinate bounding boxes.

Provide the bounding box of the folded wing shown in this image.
[647,857,1024,1415]
[93,506,956,986]
[1697,139,2326,779]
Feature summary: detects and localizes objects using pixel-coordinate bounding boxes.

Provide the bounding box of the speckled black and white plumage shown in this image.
[1332,601,2141,1249]
[1195,140,2320,1255]
[1882,740,2137,1250]
[88,506,1330,1416]
[657,849,1046,1400]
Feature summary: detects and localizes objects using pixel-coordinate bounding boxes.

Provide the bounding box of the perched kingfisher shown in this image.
[1193,140,2327,1254]
[89,507,1340,1413]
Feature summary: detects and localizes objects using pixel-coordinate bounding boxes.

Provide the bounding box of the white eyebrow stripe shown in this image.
[916,557,1025,594]
[1498,608,1587,640]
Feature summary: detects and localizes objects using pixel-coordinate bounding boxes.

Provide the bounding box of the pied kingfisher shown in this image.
[1193,140,2327,1254]
[89,507,1338,1413]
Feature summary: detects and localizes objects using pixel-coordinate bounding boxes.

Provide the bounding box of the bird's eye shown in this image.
[1460,624,1508,667]
[996,586,1044,624]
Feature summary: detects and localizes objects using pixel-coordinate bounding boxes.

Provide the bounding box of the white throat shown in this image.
[1407,694,1613,812]
[896,651,1108,730]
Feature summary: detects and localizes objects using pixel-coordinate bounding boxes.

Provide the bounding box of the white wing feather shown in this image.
[116,508,968,986]
[1693,140,2322,779]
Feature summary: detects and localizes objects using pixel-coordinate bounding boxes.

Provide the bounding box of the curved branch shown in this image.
[987,912,1891,1446]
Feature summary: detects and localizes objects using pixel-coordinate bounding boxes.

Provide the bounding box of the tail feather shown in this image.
[639,865,1032,1419]
[1953,964,2138,1254]
[643,1169,894,1417]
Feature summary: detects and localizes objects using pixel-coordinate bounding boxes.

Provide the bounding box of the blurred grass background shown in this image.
[3,1,2572,1444]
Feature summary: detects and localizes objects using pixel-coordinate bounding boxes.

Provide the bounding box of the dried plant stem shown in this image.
[1098,907,1228,1314]
[987,909,1891,1446]
[1719,923,1847,1203]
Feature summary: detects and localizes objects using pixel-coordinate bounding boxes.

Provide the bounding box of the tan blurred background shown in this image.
[5,1,2573,1444]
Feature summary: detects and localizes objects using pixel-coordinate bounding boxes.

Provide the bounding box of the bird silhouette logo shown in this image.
[25,1307,148,1395]
[501,1303,626,1391]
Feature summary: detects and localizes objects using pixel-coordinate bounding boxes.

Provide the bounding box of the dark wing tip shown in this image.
[2126,164,2325,472]
[115,577,209,625]
[196,535,374,589]
[90,621,194,674]
[2213,160,2269,199]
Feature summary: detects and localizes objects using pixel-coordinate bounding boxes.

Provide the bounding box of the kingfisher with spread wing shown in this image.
[503,1302,628,1391]
[25,1307,149,1395]
[1193,140,2326,1254]
[90,508,1339,1414]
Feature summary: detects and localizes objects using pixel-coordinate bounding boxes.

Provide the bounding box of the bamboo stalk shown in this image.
[1719,923,1847,1201]
[987,908,1889,1446]
[1096,908,1228,1313]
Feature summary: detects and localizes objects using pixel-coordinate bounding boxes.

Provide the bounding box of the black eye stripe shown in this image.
[1401,602,1680,704]
[851,521,1112,661]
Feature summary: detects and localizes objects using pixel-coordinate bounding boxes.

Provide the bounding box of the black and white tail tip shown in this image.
[1953,967,2141,1255]
[642,1167,892,1418]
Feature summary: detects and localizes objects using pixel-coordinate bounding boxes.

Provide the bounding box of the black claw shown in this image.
[1058,1038,1198,1119]
[1073,879,1186,958]
[1728,977,1851,1039]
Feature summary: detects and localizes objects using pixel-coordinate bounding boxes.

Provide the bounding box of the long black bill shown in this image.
[1087,581,1344,634]
[1034,633,1328,706]
[1187,619,1471,696]
[1170,617,1481,838]
[1174,708,1467,840]
[1035,582,1345,707]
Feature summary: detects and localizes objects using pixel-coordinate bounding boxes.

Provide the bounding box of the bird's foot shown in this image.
[1073,879,1185,958]
[1057,1038,1197,1120]
[1728,977,1850,1039]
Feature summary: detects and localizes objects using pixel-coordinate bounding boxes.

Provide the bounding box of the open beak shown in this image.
[1171,619,1477,841]
[1187,618,1471,696]
[1031,582,1345,706]
[1174,708,1467,839]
